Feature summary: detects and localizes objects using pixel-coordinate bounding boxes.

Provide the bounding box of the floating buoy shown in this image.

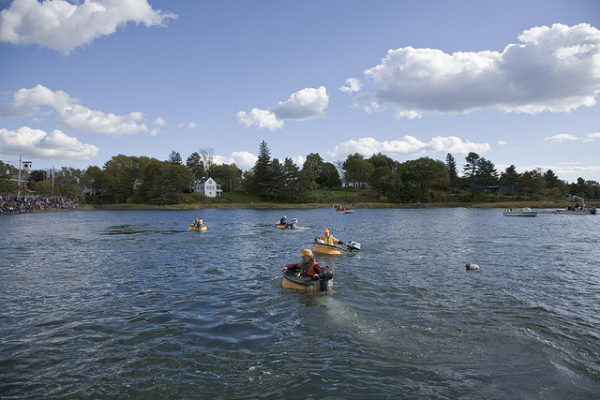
[465,263,480,271]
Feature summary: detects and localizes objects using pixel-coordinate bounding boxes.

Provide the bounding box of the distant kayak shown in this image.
[189,224,207,232]
[281,269,333,293]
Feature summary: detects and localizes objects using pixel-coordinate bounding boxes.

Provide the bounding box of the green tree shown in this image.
[301,153,324,189]
[474,157,498,186]
[398,157,449,202]
[343,153,373,188]
[212,163,242,192]
[463,152,480,181]
[27,170,47,188]
[319,162,341,188]
[168,151,183,165]
[250,141,274,199]
[186,152,205,178]
[446,153,459,188]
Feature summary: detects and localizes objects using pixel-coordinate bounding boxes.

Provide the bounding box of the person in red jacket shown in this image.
[281,248,322,279]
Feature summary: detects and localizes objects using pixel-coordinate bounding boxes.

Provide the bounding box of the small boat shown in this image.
[502,207,537,217]
[553,208,597,215]
[333,204,354,214]
[313,241,360,255]
[281,269,333,293]
[189,224,207,232]
[274,218,298,229]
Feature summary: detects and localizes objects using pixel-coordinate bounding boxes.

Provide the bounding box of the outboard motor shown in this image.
[319,266,334,291]
[347,241,361,251]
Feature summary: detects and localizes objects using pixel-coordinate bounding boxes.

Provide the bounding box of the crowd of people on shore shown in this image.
[0,195,79,215]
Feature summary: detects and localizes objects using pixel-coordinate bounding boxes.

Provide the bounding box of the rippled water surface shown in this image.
[1,208,599,399]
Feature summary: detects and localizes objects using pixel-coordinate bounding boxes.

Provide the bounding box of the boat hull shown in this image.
[313,243,348,255]
[281,270,332,293]
[274,223,296,229]
[189,224,207,231]
[503,212,537,217]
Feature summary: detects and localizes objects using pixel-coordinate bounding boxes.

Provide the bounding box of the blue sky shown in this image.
[1,0,599,182]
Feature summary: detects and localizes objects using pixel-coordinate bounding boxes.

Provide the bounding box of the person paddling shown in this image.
[281,249,322,279]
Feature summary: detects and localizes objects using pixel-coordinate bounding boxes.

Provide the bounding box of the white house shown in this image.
[192,177,222,197]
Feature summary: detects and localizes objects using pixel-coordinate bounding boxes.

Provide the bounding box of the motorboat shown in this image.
[274,218,298,229]
[313,240,360,255]
[502,207,537,217]
[281,268,333,293]
[333,204,354,214]
[189,224,207,231]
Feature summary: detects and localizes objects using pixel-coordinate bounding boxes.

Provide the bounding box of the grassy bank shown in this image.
[83,199,599,211]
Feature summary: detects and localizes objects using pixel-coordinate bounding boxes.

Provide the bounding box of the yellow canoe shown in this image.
[313,243,348,255]
[189,224,207,232]
[281,270,332,293]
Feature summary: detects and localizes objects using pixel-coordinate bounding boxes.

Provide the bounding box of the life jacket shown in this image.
[320,235,335,246]
[300,260,321,277]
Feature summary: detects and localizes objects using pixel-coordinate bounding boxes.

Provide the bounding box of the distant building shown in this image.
[192,177,222,197]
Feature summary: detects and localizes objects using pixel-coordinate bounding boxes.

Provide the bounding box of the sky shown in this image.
[1,0,600,183]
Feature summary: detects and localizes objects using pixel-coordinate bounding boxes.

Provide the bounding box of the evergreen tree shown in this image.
[251,141,273,199]
[168,151,183,165]
[445,153,458,188]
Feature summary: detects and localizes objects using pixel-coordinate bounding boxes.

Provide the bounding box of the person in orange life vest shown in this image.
[316,228,346,246]
[281,248,322,279]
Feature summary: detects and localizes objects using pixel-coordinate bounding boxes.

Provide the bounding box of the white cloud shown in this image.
[516,162,600,182]
[236,108,283,131]
[188,122,197,129]
[544,133,578,142]
[0,126,99,159]
[293,155,305,167]
[327,136,490,159]
[213,151,257,170]
[587,132,600,139]
[0,0,177,54]
[149,128,159,136]
[497,140,508,145]
[1,84,148,135]
[339,78,362,93]
[349,23,600,118]
[237,86,328,130]
[153,117,165,126]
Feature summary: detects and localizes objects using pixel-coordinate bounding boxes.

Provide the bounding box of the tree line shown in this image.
[1,141,599,204]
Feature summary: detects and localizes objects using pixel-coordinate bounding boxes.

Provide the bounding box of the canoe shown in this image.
[281,269,333,293]
[189,224,207,232]
[313,242,349,255]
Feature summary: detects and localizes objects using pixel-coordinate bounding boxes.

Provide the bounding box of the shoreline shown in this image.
[80,200,599,211]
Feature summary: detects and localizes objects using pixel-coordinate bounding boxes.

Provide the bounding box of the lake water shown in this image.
[1,208,599,399]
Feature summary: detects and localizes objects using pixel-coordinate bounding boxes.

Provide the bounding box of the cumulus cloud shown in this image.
[517,162,600,182]
[497,140,508,145]
[237,86,328,130]
[347,23,600,118]
[327,136,490,159]
[1,84,148,135]
[236,108,283,131]
[544,133,578,142]
[213,151,257,170]
[0,0,177,54]
[0,126,99,159]
[153,117,165,126]
[339,78,362,93]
